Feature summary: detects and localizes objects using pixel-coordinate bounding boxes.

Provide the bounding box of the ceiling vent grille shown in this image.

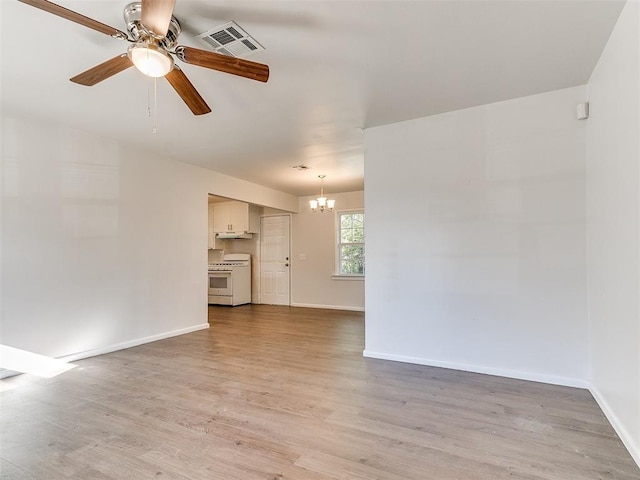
[196,21,265,58]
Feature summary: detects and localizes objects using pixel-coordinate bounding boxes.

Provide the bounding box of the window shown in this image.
[337,211,365,275]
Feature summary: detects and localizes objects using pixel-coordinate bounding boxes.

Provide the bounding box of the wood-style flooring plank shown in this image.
[1,304,637,479]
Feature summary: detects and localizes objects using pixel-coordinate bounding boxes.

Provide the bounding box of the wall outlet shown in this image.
[299,253,306,260]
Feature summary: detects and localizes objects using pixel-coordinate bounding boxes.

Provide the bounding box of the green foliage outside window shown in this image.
[338,212,364,275]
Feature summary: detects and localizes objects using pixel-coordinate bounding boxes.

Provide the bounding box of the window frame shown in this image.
[334,209,365,278]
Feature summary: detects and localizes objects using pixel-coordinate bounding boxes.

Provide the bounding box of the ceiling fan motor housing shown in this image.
[123,2,181,49]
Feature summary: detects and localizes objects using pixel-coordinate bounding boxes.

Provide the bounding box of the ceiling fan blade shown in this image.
[141,0,176,37]
[165,66,211,116]
[175,46,269,83]
[70,55,133,86]
[18,0,128,39]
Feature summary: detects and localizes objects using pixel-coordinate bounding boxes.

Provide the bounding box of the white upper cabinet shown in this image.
[212,201,259,233]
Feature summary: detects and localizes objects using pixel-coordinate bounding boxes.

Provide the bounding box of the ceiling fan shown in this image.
[18,0,270,115]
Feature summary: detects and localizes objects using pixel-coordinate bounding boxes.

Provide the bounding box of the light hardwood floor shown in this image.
[1,305,638,479]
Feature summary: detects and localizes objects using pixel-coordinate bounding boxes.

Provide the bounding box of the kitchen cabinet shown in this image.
[208,203,219,249]
[213,201,259,233]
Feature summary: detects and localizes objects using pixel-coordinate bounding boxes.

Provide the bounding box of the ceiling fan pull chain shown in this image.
[152,76,158,134]
[146,75,158,134]
[147,75,152,118]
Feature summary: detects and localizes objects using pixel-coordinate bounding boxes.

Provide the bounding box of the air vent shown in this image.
[196,21,265,58]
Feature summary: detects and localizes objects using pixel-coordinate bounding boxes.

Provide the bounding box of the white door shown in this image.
[260,215,290,305]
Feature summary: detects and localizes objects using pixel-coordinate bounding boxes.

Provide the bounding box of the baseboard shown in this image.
[60,323,210,363]
[290,302,365,312]
[0,323,210,380]
[589,385,640,468]
[362,350,589,389]
[0,369,21,380]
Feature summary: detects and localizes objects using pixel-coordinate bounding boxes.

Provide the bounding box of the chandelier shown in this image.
[309,175,335,213]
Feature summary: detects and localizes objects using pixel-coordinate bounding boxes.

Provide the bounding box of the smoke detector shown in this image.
[292,165,311,171]
[196,21,265,58]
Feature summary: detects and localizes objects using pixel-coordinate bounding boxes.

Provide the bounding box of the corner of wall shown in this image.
[589,384,640,468]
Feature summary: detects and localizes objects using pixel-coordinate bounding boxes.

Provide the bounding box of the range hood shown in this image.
[216,232,253,239]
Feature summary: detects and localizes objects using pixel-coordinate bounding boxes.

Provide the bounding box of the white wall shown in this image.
[291,191,365,311]
[0,114,297,363]
[364,86,588,387]
[586,0,640,465]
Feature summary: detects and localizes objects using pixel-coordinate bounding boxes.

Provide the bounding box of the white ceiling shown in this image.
[1,0,625,196]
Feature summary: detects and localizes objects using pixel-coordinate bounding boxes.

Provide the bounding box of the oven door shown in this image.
[208,271,233,296]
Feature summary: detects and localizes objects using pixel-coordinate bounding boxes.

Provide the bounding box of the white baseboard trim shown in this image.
[589,385,640,468]
[60,323,210,363]
[290,303,365,312]
[362,350,589,389]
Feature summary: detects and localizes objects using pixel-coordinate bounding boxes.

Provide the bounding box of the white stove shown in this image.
[208,254,251,306]
[208,261,249,271]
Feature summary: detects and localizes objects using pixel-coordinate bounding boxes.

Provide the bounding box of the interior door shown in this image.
[260,215,290,305]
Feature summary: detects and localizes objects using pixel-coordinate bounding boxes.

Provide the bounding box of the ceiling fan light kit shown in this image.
[17,0,270,116]
[127,43,174,77]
